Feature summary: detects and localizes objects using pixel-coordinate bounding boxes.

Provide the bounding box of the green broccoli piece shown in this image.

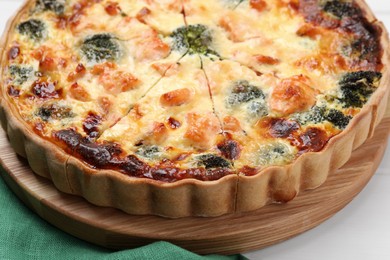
[257,142,294,166]
[136,146,161,159]
[292,106,351,129]
[323,1,360,18]
[338,71,382,108]
[171,24,219,57]
[247,100,268,118]
[197,154,231,169]
[325,109,352,129]
[226,80,267,118]
[9,65,34,85]
[36,0,65,15]
[36,103,74,121]
[80,34,122,64]
[17,19,46,41]
[339,71,381,86]
[227,80,265,106]
[292,106,327,125]
[343,38,379,61]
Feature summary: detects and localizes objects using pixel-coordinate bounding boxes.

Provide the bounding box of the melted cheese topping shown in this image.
[1,0,384,181]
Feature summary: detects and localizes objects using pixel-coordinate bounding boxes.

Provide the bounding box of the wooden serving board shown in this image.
[0,111,389,255]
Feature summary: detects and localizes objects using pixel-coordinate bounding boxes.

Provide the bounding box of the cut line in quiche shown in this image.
[0,0,389,217]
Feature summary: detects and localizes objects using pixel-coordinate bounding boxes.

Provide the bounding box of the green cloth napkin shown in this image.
[0,170,246,260]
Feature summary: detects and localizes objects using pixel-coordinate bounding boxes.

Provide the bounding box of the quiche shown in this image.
[0,0,389,218]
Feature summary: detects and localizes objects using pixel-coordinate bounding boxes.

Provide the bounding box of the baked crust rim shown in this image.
[0,0,389,218]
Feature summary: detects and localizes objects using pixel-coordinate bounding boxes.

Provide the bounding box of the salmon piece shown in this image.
[166,0,183,12]
[146,122,169,144]
[295,56,329,72]
[67,63,86,82]
[69,82,91,102]
[250,0,267,12]
[97,96,122,125]
[98,96,112,115]
[39,56,57,71]
[219,16,242,43]
[261,73,279,87]
[31,46,58,71]
[223,116,242,133]
[296,24,323,39]
[230,51,278,73]
[31,46,48,61]
[116,17,170,61]
[253,54,280,65]
[295,54,347,73]
[91,62,116,75]
[68,0,100,34]
[92,62,139,94]
[136,7,152,23]
[275,0,299,11]
[160,88,193,107]
[184,112,221,150]
[151,62,179,76]
[105,2,121,16]
[99,71,140,94]
[269,75,318,116]
[136,30,170,61]
[58,58,68,68]
[219,11,264,42]
[129,104,144,120]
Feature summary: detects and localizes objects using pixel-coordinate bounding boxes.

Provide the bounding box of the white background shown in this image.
[0,1,389,259]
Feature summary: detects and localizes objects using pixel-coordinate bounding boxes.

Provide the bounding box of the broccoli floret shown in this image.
[339,71,381,86]
[257,142,294,166]
[80,34,122,64]
[305,106,327,124]
[292,106,351,129]
[338,71,382,108]
[323,1,360,18]
[292,106,327,125]
[325,109,352,129]
[227,80,265,106]
[197,154,231,169]
[339,87,371,108]
[36,103,74,121]
[343,38,379,61]
[17,19,46,41]
[36,0,65,15]
[136,146,161,159]
[9,65,34,85]
[171,24,219,57]
[247,100,268,117]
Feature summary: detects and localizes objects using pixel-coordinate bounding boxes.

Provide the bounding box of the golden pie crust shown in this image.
[0,0,389,218]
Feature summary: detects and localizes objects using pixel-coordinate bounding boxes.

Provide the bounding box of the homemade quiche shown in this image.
[0,0,389,217]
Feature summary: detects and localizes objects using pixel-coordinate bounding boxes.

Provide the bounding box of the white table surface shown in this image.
[0,1,389,259]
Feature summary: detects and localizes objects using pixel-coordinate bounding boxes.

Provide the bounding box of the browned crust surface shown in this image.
[0,0,389,218]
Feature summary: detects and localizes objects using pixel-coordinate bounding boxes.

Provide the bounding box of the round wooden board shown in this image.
[0,112,389,256]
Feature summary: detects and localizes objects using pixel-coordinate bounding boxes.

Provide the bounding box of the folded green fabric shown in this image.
[0,173,246,260]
